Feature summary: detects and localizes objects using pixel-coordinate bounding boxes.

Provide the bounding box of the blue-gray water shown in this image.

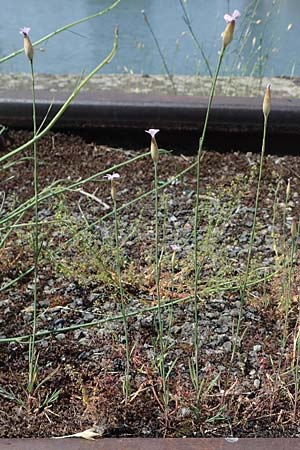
[0,0,299,77]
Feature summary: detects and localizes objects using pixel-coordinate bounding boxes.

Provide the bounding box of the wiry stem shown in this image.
[0,272,277,344]
[113,191,131,401]
[0,28,119,165]
[142,10,177,94]
[231,111,269,362]
[28,59,38,394]
[0,0,121,64]
[178,0,213,77]
[192,47,225,400]
[154,161,168,407]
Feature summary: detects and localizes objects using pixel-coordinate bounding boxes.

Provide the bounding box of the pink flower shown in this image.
[145,129,160,138]
[224,10,241,23]
[20,27,31,37]
[104,172,120,181]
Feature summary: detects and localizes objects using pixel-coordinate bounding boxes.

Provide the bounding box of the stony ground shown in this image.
[1,129,300,438]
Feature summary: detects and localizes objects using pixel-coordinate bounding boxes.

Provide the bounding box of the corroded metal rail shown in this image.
[1,439,300,450]
[0,90,300,154]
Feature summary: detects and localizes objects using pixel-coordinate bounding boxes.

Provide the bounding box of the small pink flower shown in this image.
[20,27,31,37]
[224,10,241,23]
[145,129,160,138]
[104,172,120,181]
[171,244,181,252]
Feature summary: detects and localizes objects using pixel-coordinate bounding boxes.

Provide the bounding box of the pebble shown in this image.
[253,344,262,353]
[180,407,192,418]
[223,341,232,352]
[55,333,66,341]
[254,379,260,389]
[78,338,90,346]
[82,311,95,322]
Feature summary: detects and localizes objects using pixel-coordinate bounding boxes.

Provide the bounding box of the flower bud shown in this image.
[222,10,240,50]
[20,27,34,61]
[263,84,271,118]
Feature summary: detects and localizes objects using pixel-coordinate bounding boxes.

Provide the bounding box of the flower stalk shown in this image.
[104,172,131,400]
[231,84,271,362]
[191,10,240,401]
[20,26,39,395]
[146,129,169,408]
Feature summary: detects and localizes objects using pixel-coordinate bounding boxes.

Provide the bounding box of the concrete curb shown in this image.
[0,90,299,153]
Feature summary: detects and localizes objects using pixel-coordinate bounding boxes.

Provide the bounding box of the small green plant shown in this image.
[231,83,271,362]
[145,128,171,409]
[104,172,131,401]
[19,26,40,397]
[190,9,241,402]
[0,7,120,412]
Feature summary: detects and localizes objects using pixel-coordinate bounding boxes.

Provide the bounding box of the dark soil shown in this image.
[1,129,300,438]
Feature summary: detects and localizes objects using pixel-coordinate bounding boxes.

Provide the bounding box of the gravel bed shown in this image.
[1,130,300,437]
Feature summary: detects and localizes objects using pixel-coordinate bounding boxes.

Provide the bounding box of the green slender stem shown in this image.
[171,251,176,294]
[154,161,167,407]
[142,11,176,94]
[0,28,118,165]
[113,190,130,400]
[294,328,300,418]
[192,48,225,397]
[0,267,34,292]
[0,0,121,64]
[282,179,290,242]
[154,162,163,338]
[0,210,26,248]
[0,271,277,345]
[231,112,269,362]
[282,226,298,349]
[28,59,38,394]
[0,218,72,233]
[1,149,147,228]
[294,305,300,419]
[178,0,213,77]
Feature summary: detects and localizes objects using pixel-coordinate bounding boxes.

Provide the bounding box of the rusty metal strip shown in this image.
[1,439,300,450]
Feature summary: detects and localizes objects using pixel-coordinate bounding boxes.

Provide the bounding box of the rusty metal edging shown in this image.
[1,439,300,450]
[0,89,300,153]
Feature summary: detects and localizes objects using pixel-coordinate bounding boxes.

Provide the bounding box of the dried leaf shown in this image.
[52,428,103,440]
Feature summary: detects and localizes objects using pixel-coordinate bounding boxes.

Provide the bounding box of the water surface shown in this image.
[0,0,299,76]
